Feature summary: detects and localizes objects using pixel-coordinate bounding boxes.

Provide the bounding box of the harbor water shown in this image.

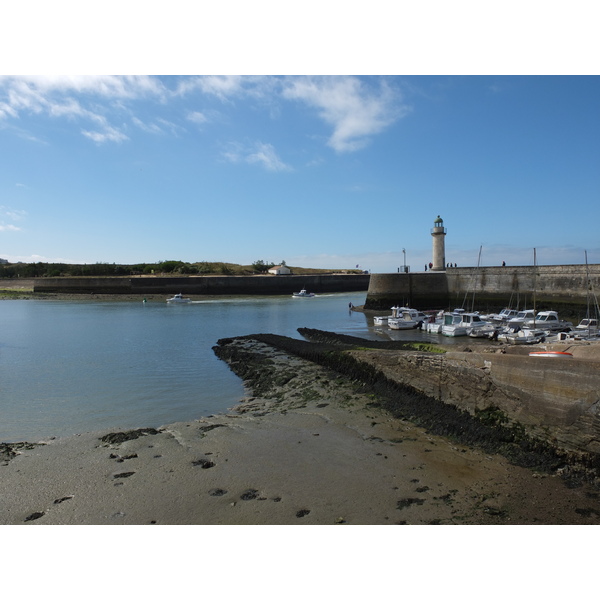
[1,292,367,442]
[1,292,479,442]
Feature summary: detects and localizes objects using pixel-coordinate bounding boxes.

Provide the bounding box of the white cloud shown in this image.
[0,205,26,232]
[3,209,27,221]
[0,253,78,263]
[0,223,21,232]
[0,75,165,99]
[81,126,128,144]
[282,76,409,152]
[132,116,164,134]
[0,76,162,143]
[187,111,209,125]
[247,142,291,172]
[222,141,291,172]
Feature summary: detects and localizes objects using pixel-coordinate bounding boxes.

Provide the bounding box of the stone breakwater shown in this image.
[365,264,600,318]
[31,274,370,295]
[215,330,600,483]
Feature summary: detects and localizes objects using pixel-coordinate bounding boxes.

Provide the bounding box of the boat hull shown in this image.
[529,351,573,358]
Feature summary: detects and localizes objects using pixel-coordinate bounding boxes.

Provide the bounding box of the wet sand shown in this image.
[2,338,600,525]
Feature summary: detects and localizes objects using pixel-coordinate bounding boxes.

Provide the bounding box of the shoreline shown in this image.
[3,336,600,525]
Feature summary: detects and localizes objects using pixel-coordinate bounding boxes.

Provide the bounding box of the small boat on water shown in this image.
[292,289,315,298]
[166,293,191,304]
[528,351,573,358]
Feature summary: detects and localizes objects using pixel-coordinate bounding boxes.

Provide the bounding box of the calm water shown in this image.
[0,292,372,441]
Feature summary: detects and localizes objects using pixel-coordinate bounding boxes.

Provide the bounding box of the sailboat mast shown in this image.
[469,245,482,312]
[533,248,537,329]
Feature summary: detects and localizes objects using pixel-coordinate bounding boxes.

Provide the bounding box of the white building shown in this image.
[268,265,291,275]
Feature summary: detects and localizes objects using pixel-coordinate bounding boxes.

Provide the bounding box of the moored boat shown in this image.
[483,307,521,325]
[498,327,547,344]
[388,307,429,330]
[440,309,489,337]
[524,310,572,332]
[507,309,536,329]
[468,323,502,338]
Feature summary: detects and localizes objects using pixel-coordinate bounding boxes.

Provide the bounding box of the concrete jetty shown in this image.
[365,264,600,317]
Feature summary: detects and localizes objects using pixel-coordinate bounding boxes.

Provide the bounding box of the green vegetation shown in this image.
[0,260,362,279]
[404,342,446,353]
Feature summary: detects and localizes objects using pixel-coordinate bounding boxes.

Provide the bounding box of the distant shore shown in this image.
[3,335,600,525]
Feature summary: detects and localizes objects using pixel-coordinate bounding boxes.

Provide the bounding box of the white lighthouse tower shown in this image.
[430,215,446,271]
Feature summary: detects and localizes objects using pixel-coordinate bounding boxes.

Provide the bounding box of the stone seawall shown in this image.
[366,264,600,316]
[33,274,370,295]
[352,345,600,457]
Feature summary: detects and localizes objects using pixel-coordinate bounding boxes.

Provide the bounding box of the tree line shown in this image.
[0,259,289,278]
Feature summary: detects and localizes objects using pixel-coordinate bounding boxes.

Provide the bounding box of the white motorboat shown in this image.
[576,317,598,330]
[483,308,521,325]
[524,310,572,332]
[292,289,315,298]
[507,309,536,329]
[373,306,400,326]
[425,310,444,333]
[440,309,489,337]
[468,323,502,338]
[166,293,191,304]
[497,327,547,345]
[388,307,429,330]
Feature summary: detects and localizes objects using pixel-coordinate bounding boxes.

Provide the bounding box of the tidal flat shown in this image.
[2,336,600,525]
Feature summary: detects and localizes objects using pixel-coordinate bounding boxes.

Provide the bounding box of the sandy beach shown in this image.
[2,337,600,525]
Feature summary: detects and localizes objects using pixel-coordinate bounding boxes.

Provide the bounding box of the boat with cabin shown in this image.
[524,310,572,332]
[292,289,315,298]
[507,309,536,329]
[388,307,429,330]
[440,309,489,337]
[497,327,546,344]
[166,293,191,304]
[483,307,521,325]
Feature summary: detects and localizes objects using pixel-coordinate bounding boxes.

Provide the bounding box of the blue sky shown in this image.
[1,2,599,273]
[1,74,598,272]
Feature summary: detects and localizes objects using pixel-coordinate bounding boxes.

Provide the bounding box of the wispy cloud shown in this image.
[282,76,409,152]
[187,111,209,125]
[82,125,128,144]
[0,75,163,144]
[1,75,407,151]
[0,205,26,232]
[0,223,21,232]
[222,141,291,172]
[1,207,27,221]
[132,117,164,134]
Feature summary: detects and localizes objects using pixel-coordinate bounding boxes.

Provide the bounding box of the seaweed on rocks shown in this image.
[99,428,160,445]
[213,330,600,482]
[213,337,298,397]
[1,441,39,464]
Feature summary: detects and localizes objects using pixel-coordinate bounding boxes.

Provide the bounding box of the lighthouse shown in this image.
[430,215,446,271]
